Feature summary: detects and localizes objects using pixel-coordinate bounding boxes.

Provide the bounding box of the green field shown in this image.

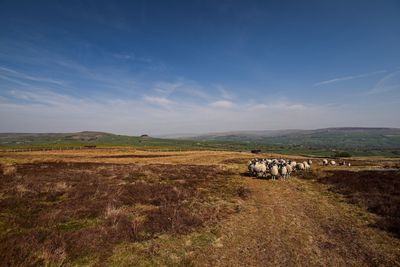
[1,128,400,157]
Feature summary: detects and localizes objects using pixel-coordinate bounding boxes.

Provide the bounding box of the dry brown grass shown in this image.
[2,165,17,176]
[300,169,400,237]
[0,156,242,266]
[0,149,399,266]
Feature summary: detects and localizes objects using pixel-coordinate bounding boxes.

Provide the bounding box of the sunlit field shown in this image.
[1,149,399,266]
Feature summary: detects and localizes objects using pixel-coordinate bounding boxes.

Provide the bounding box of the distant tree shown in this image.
[333,151,352,157]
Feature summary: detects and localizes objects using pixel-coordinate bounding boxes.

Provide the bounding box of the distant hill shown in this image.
[0,131,216,151]
[170,127,400,156]
[0,131,113,145]
[0,131,154,147]
[1,128,400,157]
[183,127,400,141]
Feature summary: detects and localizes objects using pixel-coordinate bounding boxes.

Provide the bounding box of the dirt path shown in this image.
[197,177,400,266]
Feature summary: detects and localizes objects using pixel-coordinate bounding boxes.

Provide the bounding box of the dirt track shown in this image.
[199,177,400,266]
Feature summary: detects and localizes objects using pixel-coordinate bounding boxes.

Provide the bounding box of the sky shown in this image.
[0,0,399,135]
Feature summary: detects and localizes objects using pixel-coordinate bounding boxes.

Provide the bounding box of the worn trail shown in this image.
[198,177,400,266]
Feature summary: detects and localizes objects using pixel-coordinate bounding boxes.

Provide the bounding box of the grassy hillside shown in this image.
[186,128,400,157]
[0,132,212,150]
[1,128,400,157]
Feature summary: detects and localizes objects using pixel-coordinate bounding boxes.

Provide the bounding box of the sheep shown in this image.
[248,160,256,175]
[248,164,255,175]
[248,160,253,168]
[306,164,311,171]
[322,159,328,166]
[348,163,351,167]
[296,163,305,171]
[254,162,267,177]
[290,161,297,169]
[330,160,336,166]
[247,157,313,179]
[280,165,288,179]
[286,164,293,178]
[270,164,279,180]
[303,161,311,172]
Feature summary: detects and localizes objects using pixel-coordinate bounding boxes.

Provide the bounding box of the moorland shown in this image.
[1,148,399,266]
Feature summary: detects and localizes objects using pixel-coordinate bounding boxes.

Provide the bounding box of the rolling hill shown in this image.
[168,127,400,156]
[1,128,400,156]
[182,127,400,141]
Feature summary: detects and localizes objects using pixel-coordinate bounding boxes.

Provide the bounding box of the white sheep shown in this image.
[248,161,256,175]
[270,165,279,180]
[330,160,336,166]
[296,163,305,171]
[290,161,297,169]
[303,161,311,172]
[322,159,328,166]
[254,162,267,177]
[280,165,288,179]
[286,164,293,178]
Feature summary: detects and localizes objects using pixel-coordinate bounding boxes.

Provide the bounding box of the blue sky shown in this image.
[0,0,399,134]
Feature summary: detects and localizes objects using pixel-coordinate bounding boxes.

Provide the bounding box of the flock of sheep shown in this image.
[248,158,350,180]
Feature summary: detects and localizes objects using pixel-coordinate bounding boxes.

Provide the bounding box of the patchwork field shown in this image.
[0,149,399,266]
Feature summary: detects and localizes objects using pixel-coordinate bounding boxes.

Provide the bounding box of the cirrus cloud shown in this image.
[209,100,235,108]
[143,96,174,106]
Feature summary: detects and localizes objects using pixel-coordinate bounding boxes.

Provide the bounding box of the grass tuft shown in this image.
[2,165,17,176]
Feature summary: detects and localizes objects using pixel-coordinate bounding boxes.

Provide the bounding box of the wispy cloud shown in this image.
[216,85,234,100]
[0,66,66,86]
[268,102,307,110]
[246,101,307,111]
[152,80,212,101]
[143,96,174,107]
[314,70,386,86]
[209,100,235,108]
[6,89,80,106]
[366,70,400,95]
[2,88,355,134]
[0,37,163,96]
[113,53,152,63]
